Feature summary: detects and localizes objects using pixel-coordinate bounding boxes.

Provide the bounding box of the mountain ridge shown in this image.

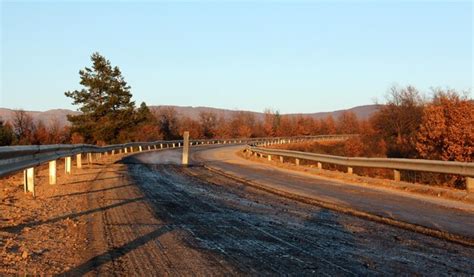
[0,105,380,127]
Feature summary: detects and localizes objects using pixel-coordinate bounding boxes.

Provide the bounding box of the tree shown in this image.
[12,110,35,144]
[336,111,360,134]
[371,85,424,158]
[65,52,139,144]
[199,111,218,139]
[155,107,180,140]
[416,90,473,162]
[0,119,14,146]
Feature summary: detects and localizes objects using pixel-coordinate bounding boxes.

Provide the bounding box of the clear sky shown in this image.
[1,1,472,113]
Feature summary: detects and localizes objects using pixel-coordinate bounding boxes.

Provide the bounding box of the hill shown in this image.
[0,105,380,127]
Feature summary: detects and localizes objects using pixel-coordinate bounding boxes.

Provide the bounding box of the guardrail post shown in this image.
[139,146,143,152]
[317,162,322,169]
[124,147,128,154]
[182,131,190,165]
[65,157,72,174]
[23,168,35,197]
[280,156,284,163]
[160,143,163,149]
[172,143,176,148]
[87,153,93,164]
[347,167,353,174]
[76,154,82,169]
[49,160,57,185]
[467,177,473,193]
[394,170,401,182]
[268,155,272,161]
[295,159,300,166]
[130,146,134,153]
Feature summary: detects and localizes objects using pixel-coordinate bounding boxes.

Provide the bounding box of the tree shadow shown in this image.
[0,197,144,234]
[49,183,133,199]
[59,225,173,276]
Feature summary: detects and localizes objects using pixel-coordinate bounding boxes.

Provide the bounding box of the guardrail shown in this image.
[246,144,474,192]
[0,135,351,197]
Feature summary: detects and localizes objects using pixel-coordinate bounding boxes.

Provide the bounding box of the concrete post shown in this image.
[317,162,322,169]
[124,147,128,154]
[280,156,284,163]
[466,177,473,193]
[178,143,181,147]
[49,160,57,185]
[76,154,82,169]
[139,146,143,152]
[148,146,151,151]
[268,155,272,161]
[112,149,115,155]
[394,170,401,182]
[173,143,176,148]
[65,156,72,174]
[24,167,35,197]
[130,147,134,153]
[295,159,300,166]
[87,153,93,164]
[160,143,163,149]
[348,167,353,174]
[182,131,190,165]
[154,145,157,150]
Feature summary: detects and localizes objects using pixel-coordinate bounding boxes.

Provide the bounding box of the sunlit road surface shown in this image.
[190,145,474,240]
[113,145,474,275]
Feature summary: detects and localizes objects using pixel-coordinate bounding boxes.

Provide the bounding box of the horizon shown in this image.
[1,1,472,113]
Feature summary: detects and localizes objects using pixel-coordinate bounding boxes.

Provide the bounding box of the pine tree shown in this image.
[65,52,138,144]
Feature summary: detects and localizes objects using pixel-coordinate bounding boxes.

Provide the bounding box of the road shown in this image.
[100,145,474,275]
[190,145,474,241]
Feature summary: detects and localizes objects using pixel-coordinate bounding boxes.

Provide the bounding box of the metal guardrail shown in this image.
[0,135,347,178]
[247,145,474,191]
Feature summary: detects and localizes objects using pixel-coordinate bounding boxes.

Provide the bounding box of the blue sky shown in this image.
[1,1,472,113]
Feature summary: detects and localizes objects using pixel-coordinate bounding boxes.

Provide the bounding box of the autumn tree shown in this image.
[336,111,360,134]
[416,90,473,162]
[0,119,14,146]
[319,116,336,135]
[12,110,35,144]
[65,52,146,144]
[371,86,424,158]
[155,107,180,140]
[199,111,218,139]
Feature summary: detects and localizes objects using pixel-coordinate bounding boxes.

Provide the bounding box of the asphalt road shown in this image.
[189,145,474,241]
[121,145,474,275]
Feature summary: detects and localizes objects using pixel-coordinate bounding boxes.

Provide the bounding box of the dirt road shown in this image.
[2,146,474,275]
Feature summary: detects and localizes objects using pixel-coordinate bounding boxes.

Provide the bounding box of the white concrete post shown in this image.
[178,143,181,147]
[295,159,300,166]
[148,146,151,151]
[280,156,284,163]
[348,167,353,174]
[154,145,157,150]
[76,154,82,169]
[182,131,190,165]
[173,143,176,148]
[124,147,128,154]
[112,149,115,155]
[130,147,134,153]
[24,167,35,197]
[49,160,57,185]
[466,177,473,193]
[394,170,401,182]
[87,153,93,164]
[268,155,272,161]
[65,156,72,174]
[317,162,322,169]
[160,143,163,149]
[139,146,143,152]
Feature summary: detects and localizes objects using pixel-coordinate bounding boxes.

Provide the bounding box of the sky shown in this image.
[1,1,472,114]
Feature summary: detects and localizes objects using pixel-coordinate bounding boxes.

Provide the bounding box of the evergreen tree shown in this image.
[65,52,138,144]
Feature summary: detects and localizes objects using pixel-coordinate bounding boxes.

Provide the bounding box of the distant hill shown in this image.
[0,105,380,127]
